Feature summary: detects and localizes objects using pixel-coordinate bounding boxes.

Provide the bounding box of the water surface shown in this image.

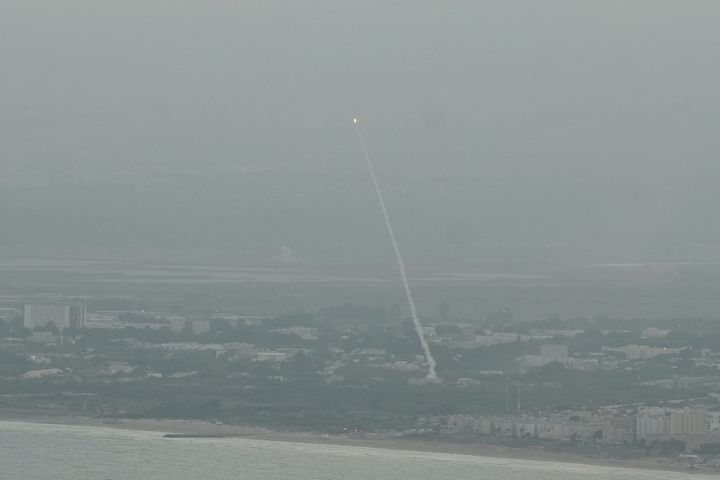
[0,421,711,480]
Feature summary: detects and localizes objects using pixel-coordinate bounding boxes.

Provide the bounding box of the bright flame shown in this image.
[353,117,358,124]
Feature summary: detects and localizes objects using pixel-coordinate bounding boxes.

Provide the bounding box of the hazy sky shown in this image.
[2,1,720,262]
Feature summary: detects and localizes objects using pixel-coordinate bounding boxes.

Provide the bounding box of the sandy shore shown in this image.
[0,410,714,474]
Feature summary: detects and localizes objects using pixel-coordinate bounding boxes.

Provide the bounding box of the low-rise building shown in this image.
[601,345,682,360]
[255,351,291,362]
[541,344,568,360]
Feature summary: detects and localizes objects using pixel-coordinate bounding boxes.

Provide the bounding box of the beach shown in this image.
[0,410,712,475]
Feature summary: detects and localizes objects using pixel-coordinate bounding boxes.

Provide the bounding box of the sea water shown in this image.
[0,421,712,480]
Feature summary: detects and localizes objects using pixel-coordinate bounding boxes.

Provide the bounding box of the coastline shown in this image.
[0,410,712,475]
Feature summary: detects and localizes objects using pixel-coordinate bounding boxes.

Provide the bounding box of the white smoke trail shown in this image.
[353,119,438,380]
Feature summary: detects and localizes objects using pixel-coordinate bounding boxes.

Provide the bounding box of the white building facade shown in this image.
[24,303,86,330]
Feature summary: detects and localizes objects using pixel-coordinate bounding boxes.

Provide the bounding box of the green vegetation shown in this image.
[1,306,720,436]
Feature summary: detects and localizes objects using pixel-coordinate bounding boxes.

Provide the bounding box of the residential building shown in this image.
[671,409,706,435]
[636,411,671,443]
[24,302,86,330]
[602,416,636,444]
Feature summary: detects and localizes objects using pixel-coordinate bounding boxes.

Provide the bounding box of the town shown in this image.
[2,295,720,468]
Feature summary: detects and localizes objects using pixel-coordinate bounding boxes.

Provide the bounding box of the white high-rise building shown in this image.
[671,409,706,435]
[24,303,86,330]
[636,412,671,442]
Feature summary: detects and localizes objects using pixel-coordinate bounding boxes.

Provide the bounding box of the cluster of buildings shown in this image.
[437,407,720,451]
[9,299,720,455]
[420,324,697,373]
[14,338,310,384]
[514,343,688,371]
[19,300,275,336]
[134,340,306,364]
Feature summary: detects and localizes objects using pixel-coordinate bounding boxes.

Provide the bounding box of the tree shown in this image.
[648,439,686,455]
[697,443,720,455]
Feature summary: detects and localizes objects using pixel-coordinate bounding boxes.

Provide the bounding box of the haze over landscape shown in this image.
[3,1,720,478]
[3,1,720,265]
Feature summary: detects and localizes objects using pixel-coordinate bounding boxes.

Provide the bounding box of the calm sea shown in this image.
[0,421,713,480]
